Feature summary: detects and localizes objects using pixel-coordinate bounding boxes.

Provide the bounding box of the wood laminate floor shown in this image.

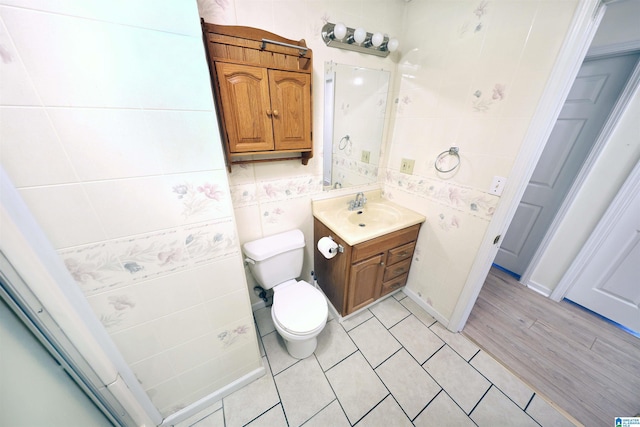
[463,267,640,427]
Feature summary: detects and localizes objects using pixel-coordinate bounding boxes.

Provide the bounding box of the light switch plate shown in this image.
[400,158,415,174]
[361,150,370,164]
[489,176,506,196]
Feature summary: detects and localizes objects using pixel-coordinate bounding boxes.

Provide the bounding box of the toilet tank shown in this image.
[242,229,305,290]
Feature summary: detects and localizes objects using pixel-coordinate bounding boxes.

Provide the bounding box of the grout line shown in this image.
[468,384,492,417]
[524,392,536,412]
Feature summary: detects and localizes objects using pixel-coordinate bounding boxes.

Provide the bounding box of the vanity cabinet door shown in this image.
[347,254,384,314]
[215,63,274,153]
[269,70,312,151]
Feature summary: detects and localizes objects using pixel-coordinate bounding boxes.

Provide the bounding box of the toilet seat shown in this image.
[272,281,328,336]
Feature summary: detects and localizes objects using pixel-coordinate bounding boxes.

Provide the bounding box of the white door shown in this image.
[564,160,640,332]
[495,53,640,276]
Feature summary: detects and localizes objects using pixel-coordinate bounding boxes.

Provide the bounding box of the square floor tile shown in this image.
[470,350,533,409]
[246,404,287,427]
[413,391,476,427]
[357,395,413,427]
[375,349,441,420]
[340,309,373,331]
[370,296,410,328]
[262,332,298,375]
[348,317,402,368]
[302,400,350,427]
[223,357,279,427]
[399,297,436,327]
[273,356,335,426]
[526,394,577,427]
[314,320,357,371]
[177,400,222,427]
[430,322,479,361]
[190,409,224,427]
[390,315,445,364]
[470,386,539,427]
[423,346,491,414]
[254,307,275,337]
[392,290,408,301]
[325,351,389,424]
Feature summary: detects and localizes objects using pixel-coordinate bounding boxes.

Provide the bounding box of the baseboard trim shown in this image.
[402,287,450,329]
[525,280,552,297]
[160,364,266,426]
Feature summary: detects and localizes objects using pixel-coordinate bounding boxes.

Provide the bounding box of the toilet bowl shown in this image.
[243,229,328,359]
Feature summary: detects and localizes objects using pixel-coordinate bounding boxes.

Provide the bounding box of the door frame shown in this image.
[524,46,640,297]
[448,0,606,332]
[552,157,640,305]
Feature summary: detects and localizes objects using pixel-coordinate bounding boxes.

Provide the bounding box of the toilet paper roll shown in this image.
[317,237,338,259]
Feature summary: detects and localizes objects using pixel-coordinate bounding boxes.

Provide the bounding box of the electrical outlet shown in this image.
[361,150,370,164]
[400,158,415,174]
[489,176,506,196]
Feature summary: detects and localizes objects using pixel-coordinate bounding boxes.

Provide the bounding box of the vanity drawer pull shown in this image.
[381,273,408,296]
[387,242,416,265]
[383,258,412,281]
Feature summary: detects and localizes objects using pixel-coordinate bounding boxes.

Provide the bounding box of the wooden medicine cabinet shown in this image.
[201,21,313,171]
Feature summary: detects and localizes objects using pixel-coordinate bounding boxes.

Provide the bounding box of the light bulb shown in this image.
[387,38,399,52]
[354,27,367,44]
[372,32,384,47]
[334,22,347,40]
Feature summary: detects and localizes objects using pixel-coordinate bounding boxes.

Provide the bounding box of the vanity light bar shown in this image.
[321,22,398,58]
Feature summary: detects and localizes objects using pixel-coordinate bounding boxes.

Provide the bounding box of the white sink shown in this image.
[312,191,425,245]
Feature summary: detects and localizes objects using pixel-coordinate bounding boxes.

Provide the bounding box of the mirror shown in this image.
[323,62,391,190]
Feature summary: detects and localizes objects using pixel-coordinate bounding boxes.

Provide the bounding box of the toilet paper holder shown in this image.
[328,236,344,254]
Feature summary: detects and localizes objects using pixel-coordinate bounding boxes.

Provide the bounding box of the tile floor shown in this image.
[180,291,577,427]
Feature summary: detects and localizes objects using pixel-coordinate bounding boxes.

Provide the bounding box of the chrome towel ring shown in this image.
[435,146,460,173]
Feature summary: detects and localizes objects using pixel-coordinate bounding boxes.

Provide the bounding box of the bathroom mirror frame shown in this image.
[323,61,392,191]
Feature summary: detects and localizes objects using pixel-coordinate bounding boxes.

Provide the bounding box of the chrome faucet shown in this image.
[348,192,367,211]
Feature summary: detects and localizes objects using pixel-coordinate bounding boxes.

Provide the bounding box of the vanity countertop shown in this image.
[312,190,426,246]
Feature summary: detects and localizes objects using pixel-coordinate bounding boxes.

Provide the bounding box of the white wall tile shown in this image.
[0,107,77,187]
[134,31,214,111]
[48,108,163,181]
[1,7,141,108]
[19,184,107,249]
[82,176,182,238]
[143,110,225,174]
[0,0,201,36]
[0,15,40,106]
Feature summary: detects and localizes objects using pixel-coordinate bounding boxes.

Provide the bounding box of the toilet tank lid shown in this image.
[243,229,305,261]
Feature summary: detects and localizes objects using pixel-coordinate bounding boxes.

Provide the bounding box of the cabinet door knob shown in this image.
[272,109,279,117]
[380,262,385,266]
[266,109,272,116]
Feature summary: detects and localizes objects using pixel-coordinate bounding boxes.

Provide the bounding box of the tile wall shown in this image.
[199,0,579,322]
[0,0,261,418]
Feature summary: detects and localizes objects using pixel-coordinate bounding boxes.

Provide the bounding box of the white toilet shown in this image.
[243,229,328,359]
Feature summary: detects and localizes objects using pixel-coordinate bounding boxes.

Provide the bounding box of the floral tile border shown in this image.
[384,169,498,221]
[229,174,322,208]
[59,219,240,296]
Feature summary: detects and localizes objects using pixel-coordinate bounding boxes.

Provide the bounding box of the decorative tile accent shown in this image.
[228,183,258,207]
[256,176,322,201]
[172,181,229,219]
[114,229,190,281]
[384,171,498,220]
[472,84,506,113]
[60,241,128,296]
[184,219,238,265]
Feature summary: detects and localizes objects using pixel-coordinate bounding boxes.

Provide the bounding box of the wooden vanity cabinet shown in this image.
[201,21,313,171]
[314,218,421,316]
